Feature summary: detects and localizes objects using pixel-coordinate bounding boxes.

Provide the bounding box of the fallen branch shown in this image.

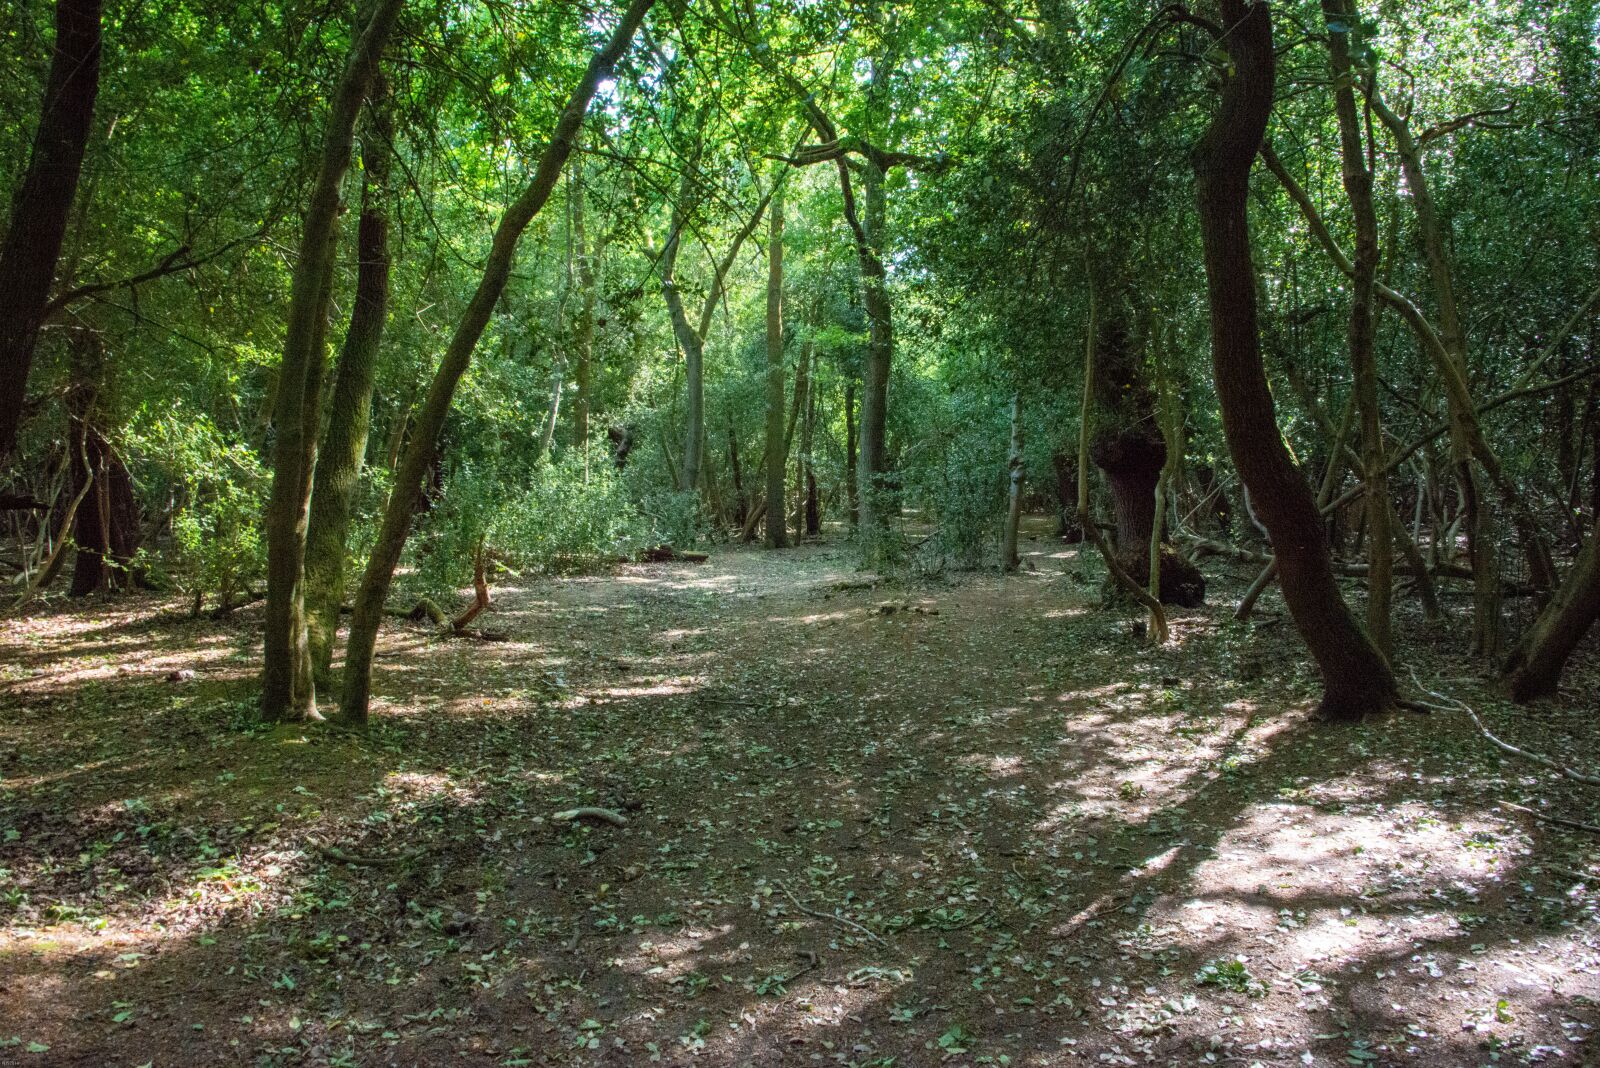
[310,839,425,867]
[552,807,629,828]
[1499,800,1600,837]
[776,880,888,946]
[1409,669,1600,786]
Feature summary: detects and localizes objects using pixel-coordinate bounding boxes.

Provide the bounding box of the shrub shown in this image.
[123,409,267,612]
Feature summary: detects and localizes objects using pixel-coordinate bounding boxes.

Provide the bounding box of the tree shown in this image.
[304,96,395,686]
[0,0,102,462]
[764,182,790,548]
[1193,0,1397,721]
[339,0,657,726]
[1502,519,1600,702]
[260,0,404,723]
[1323,0,1391,655]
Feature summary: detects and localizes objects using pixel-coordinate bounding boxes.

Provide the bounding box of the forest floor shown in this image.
[2,516,1598,1068]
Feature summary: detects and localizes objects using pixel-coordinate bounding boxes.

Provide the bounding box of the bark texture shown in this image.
[1194,0,1396,720]
[1087,286,1204,606]
[304,106,393,685]
[260,0,403,722]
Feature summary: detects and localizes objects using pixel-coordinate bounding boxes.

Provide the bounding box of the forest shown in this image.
[2,0,1599,1063]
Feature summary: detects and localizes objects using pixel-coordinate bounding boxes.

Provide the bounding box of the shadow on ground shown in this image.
[2,519,1596,1066]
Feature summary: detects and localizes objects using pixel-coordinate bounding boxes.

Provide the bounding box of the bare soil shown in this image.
[2,521,1597,1066]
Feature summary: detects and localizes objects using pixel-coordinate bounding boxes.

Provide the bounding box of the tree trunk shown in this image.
[538,356,565,460]
[727,418,747,525]
[68,426,138,596]
[854,158,894,530]
[304,101,393,686]
[1052,453,1083,542]
[61,331,137,597]
[792,338,814,536]
[1365,92,1555,640]
[845,379,859,527]
[261,0,402,723]
[1087,282,1203,604]
[1502,517,1600,701]
[660,163,772,496]
[1002,393,1023,570]
[0,0,102,462]
[572,163,598,456]
[763,184,789,548]
[338,0,655,726]
[802,354,820,535]
[1325,0,1391,655]
[1194,0,1396,720]
[1079,282,1169,641]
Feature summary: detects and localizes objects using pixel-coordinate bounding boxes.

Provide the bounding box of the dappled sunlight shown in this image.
[3,540,1595,1065]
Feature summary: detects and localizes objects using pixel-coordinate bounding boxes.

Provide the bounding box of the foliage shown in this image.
[122,408,266,610]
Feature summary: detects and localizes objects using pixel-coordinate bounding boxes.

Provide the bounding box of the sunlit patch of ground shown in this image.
[1,519,1597,1065]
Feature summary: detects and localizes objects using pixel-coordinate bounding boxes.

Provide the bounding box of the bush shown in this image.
[123,409,267,612]
[494,457,645,574]
[405,455,645,606]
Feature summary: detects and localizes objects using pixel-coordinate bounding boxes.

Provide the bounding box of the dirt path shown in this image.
[1,527,1597,1066]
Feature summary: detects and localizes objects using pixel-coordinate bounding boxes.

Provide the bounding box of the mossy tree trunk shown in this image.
[304,95,394,686]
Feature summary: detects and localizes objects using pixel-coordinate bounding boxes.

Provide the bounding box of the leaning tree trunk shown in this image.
[303,102,393,686]
[764,184,789,549]
[1325,0,1392,655]
[0,0,102,462]
[260,0,403,723]
[1501,518,1600,702]
[1194,0,1397,721]
[339,0,656,727]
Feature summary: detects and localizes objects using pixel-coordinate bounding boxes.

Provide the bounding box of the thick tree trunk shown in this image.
[1325,0,1391,654]
[339,0,655,726]
[304,106,392,686]
[0,0,102,462]
[764,184,789,548]
[1502,518,1600,701]
[261,0,402,723]
[1195,0,1396,720]
[1087,285,1203,604]
[1079,282,1169,641]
